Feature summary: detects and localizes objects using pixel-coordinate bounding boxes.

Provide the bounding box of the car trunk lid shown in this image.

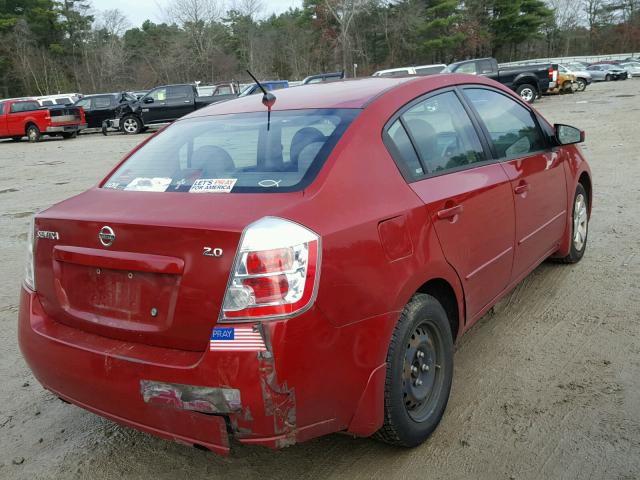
[34,188,301,351]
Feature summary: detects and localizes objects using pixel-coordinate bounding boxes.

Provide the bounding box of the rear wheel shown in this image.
[121,115,142,134]
[554,183,589,264]
[576,78,587,91]
[375,294,454,447]
[26,125,41,143]
[605,74,612,81]
[516,84,536,104]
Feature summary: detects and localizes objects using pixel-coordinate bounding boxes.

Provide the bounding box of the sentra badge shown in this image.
[37,231,59,240]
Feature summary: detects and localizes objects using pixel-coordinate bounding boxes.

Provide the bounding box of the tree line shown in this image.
[1,0,639,98]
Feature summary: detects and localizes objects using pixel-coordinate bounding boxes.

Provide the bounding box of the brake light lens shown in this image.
[548,67,558,82]
[24,217,36,291]
[221,217,320,321]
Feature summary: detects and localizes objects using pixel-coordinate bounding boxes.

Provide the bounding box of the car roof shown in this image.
[188,74,498,118]
[190,77,416,116]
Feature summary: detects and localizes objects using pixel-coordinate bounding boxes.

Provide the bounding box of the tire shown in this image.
[605,74,611,81]
[26,124,41,143]
[61,131,77,139]
[554,183,589,264]
[375,293,454,447]
[576,78,587,92]
[121,115,142,134]
[516,84,537,104]
[11,136,22,142]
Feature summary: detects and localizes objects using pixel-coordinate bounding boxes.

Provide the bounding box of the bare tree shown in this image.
[324,0,370,74]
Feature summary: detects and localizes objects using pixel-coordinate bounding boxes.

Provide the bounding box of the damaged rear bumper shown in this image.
[18,287,392,454]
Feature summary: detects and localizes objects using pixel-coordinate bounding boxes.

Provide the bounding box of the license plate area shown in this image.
[55,263,180,332]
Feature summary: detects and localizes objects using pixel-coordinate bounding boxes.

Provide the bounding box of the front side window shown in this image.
[456,62,477,75]
[464,88,545,159]
[103,109,358,193]
[149,88,167,102]
[478,60,494,74]
[76,98,91,110]
[55,98,71,105]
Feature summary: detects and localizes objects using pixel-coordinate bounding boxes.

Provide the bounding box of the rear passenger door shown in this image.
[90,95,115,128]
[384,90,516,322]
[462,87,567,281]
[166,85,195,119]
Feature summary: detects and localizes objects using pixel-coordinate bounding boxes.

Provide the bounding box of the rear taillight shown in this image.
[24,217,36,291]
[548,67,558,82]
[221,217,320,321]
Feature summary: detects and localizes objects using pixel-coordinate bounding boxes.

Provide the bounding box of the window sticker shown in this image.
[189,178,237,193]
[124,177,172,192]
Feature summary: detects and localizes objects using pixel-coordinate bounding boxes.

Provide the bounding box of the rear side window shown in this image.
[415,66,444,75]
[387,121,424,178]
[103,109,359,193]
[168,85,192,100]
[478,59,494,74]
[10,101,40,113]
[92,96,112,109]
[389,91,485,176]
[55,98,71,105]
[0,103,5,115]
[464,88,545,159]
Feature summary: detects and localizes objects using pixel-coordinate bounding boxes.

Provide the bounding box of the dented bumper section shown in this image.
[19,287,391,454]
[18,287,304,454]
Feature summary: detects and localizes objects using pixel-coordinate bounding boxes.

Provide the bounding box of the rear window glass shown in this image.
[103,109,359,193]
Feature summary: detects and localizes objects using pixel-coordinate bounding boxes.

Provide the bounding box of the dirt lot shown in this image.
[1,79,639,480]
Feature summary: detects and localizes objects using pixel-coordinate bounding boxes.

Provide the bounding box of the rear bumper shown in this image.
[46,123,87,133]
[18,287,392,454]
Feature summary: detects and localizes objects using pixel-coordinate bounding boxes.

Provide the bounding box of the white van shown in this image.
[35,93,83,107]
[372,64,446,77]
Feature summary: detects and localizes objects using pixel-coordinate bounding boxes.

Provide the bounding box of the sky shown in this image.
[91,0,303,27]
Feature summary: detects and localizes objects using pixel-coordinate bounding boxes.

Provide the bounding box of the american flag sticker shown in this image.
[210,327,267,352]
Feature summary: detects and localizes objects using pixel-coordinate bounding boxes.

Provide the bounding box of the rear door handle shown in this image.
[437,204,464,220]
[514,183,530,195]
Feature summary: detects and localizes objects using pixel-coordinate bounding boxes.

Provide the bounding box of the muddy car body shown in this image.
[19,75,592,455]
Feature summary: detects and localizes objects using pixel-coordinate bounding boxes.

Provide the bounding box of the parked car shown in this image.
[444,57,558,103]
[0,99,86,142]
[35,93,82,107]
[620,62,640,77]
[74,93,138,129]
[118,84,225,134]
[565,63,593,91]
[196,82,240,98]
[549,65,578,93]
[372,64,446,77]
[238,80,289,97]
[302,71,345,84]
[586,64,628,81]
[19,74,592,454]
[130,90,148,100]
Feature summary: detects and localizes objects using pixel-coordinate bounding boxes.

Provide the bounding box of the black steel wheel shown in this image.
[375,293,454,447]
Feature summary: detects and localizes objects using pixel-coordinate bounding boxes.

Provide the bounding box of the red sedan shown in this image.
[19,74,591,455]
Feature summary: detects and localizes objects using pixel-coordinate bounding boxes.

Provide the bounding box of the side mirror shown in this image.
[555,124,584,145]
[143,97,154,104]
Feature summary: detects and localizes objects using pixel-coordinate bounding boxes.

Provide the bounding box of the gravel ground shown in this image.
[1,79,639,480]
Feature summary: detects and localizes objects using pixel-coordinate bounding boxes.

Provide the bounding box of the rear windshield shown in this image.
[103,109,359,193]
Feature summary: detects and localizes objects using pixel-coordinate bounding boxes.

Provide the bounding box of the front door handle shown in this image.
[514,183,530,195]
[437,204,464,220]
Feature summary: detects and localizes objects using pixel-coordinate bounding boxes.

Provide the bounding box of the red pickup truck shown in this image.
[0,99,87,142]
